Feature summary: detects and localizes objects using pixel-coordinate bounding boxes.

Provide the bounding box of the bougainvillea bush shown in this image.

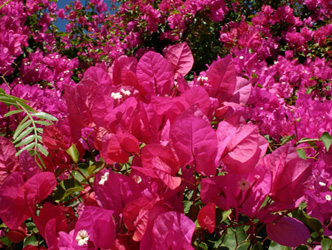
[1,0,332,249]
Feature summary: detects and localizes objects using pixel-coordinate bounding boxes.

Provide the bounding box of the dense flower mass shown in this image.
[1,0,332,249]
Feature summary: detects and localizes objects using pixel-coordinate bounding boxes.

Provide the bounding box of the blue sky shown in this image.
[55,0,119,32]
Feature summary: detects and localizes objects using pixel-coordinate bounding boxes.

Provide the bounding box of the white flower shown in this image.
[238,178,250,191]
[325,194,331,201]
[319,181,327,186]
[99,172,109,185]
[133,175,142,184]
[239,56,244,60]
[75,230,89,246]
[111,92,123,99]
[197,76,208,82]
[121,89,131,96]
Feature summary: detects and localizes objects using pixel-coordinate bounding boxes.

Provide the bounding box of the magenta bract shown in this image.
[265,143,312,205]
[164,42,194,78]
[0,136,19,185]
[170,107,218,176]
[266,216,310,247]
[136,51,174,97]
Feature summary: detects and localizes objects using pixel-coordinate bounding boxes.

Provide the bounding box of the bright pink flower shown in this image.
[139,143,181,190]
[198,203,216,233]
[217,113,268,174]
[0,137,19,185]
[0,172,27,229]
[16,172,57,216]
[136,51,174,98]
[266,216,310,247]
[164,42,194,78]
[206,56,237,104]
[73,206,116,249]
[150,211,195,250]
[94,169,141,216]
[264,143,312,205]
[170,106,218,176]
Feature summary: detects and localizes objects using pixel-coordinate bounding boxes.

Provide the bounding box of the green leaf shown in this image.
[321,238,332,250]
[13,117,30,140]
[295,246,308,250]
[322,238,332,250]
[62,186,84,200]
[53,178,84,201]
[183,200,192,214]
[31,112,58,121]
[281,135,295,145]
[296,148,307,160]
[34,120,51,126]
[87,165,96,174]
[37,144,48,156]
[221,226,247,250]
[197,241,208,250]
[66,144,79,163]
[321,132,332,152]
[237,242,251,250]
[15,143,35,156]
[12,127,34,144]
[269,241,291,250]
[23,236,38,247]
[15,135,35,147]
[4,109,23,117]
[0,236,11,246]
[292,208,324,236]
[220,209,232,224]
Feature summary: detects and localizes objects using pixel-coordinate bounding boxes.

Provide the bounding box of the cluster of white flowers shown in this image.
[197,76,208,82]
[111,89,131,100]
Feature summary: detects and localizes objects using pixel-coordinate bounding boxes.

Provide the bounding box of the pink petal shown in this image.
[164,42,194,78]
[0,136,19,185]
[171,107,218,175]
[0,172,27,229]
[198,203,216,233]
[206,56,237,104]
[266,217,310,247]
[18,172,57,216]
[136,51,174,97]
[151,211,195,250]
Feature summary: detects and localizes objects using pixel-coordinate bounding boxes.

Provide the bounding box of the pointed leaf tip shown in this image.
[321,132,332,152]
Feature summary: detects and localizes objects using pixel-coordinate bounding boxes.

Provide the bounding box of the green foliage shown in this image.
[0,88,57,168]
[321,132,332,152]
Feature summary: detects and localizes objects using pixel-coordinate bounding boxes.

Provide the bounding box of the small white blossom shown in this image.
[197,76,208,82]
[319,181,327,186]
[99,172,109,185]
[35,68,39,71]
[75,230,89,246]
[239,56,244,60]
[133,175,142,184]
[238,178,250,191]
[325,194,331,201]
[111,92,123,99]
[121,89,131,96]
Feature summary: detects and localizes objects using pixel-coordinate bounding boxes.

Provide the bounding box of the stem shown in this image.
[296,138,321,145]
[75,164,94,190]
[61,191,89,205]
[0,0,14,10]
[191,178,198,219]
